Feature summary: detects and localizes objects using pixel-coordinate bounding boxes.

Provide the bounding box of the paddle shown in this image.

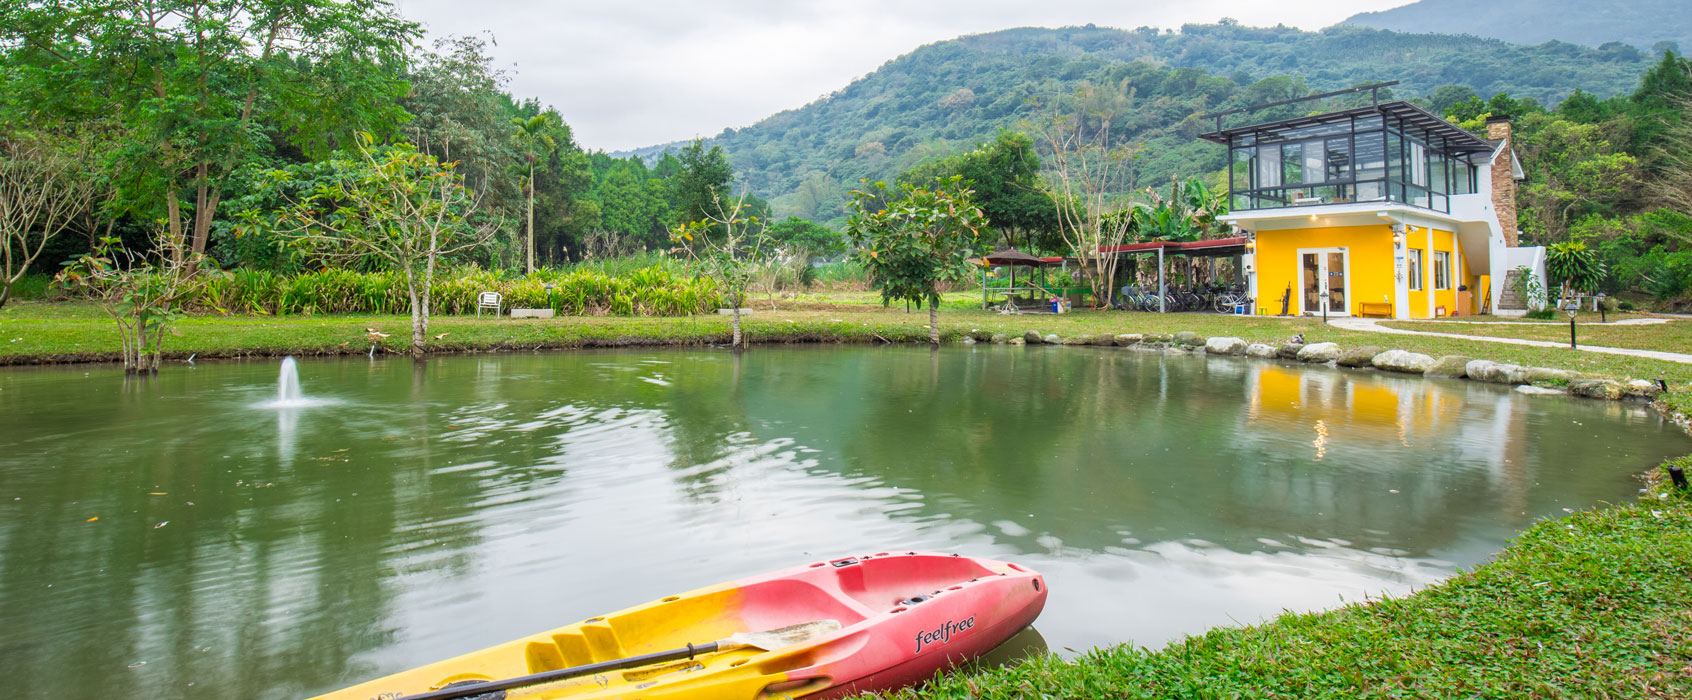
[393,619,842,700]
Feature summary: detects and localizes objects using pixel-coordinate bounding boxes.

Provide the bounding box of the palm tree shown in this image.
[511,113,558,273]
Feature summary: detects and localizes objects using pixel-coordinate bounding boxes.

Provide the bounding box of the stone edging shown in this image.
[981,329,1667,404]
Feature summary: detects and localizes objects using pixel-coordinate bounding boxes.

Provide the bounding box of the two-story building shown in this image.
[1199,98,1544,319]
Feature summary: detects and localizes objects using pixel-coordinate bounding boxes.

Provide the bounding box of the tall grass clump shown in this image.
[7,272,55,301]
[188,264,718,317]
[812,259,870,290]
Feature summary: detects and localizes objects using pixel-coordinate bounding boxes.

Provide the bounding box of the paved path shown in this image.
[1386,317,1671,326]
[1328,317,1692,365]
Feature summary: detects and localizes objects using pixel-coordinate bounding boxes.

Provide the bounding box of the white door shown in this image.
[1298,248,1350,317]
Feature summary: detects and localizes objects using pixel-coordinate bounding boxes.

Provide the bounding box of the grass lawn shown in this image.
[894,468,1692,699]
[6,298,1691,386]
[1383,317,1692,355]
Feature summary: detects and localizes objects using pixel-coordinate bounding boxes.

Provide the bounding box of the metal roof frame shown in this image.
[1199,100,1493,156]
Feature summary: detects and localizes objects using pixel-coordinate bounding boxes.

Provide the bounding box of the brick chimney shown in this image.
[1487,116,1519,247]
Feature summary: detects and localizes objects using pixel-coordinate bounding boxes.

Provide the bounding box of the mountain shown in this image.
[1343,0,1690,53]
[628,22,1663,223]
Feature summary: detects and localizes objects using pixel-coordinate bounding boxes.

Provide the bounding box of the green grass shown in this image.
[1382,318,1692,355]
[894,473,1692,699]
[6,300,1692,387]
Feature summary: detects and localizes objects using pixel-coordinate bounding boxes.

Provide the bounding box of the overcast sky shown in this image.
[390,1,1416,152]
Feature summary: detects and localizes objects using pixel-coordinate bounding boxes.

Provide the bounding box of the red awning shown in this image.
[1098,237,1249,255]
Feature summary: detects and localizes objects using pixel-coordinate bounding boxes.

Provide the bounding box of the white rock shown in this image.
[1371,349,1436,374]
[1245,343,1279,359]
[1296,342,1341,363]
[1516,385,1569,396]
[1204,337,1248,356]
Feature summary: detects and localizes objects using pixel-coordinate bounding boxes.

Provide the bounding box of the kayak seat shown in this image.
[522,581,867,673]
[833,554,997,609]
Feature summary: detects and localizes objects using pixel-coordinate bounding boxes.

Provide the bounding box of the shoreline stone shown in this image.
[1337,345,1384,368]
[1246,343,1279,359]
[1174,331,1206,347]
[1277,342,1305,359]
[1205,337,1248,356]
[1023,330,1044,344]
[1115,333,1143,346]
[1425,355,1473,378]
[1042,334,1061,345]
[1372,349,1435,374]
[1296,342,1341,363]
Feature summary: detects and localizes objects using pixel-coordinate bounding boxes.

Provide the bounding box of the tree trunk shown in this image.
[731,300,744,352]
[526,163,536,274]
[0,281,10,312]
[405,266,426,359]
[928,301,940,348]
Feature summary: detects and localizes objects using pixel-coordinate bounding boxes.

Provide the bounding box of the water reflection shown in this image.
[0,347,1686,700]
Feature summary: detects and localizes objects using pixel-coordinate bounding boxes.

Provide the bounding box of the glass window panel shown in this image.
[1282,143,1304,186]
[1304,140,1325,184]
[1434,251,1452,290]
[1232,147,1253,191]
[1355,115,1383,130]
[1257,144,1282,188]
[1387,132,1404,183]
[1454,162,1476,195]
[1354,131,1384,181]
[1355,181,1383,201]
[1327,252,1347,311]
[1408,249,1423,291]
[1410,141,1429,187]
[1430,147,1448,194]
[1303,253,1321,313]
[1325,137,1351,182]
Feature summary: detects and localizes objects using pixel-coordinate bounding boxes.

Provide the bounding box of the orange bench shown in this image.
[1357,302,1393,318]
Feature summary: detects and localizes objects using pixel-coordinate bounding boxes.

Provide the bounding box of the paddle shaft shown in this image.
[394,642,722,700]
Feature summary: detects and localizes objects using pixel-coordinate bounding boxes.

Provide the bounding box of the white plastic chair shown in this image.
[476,291,503,316]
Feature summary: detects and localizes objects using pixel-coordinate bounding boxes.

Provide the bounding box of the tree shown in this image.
[6,0,419,272]
[1028,80,1141,303]
[845,178,985,348]
[670,192,767,351]
[58,234,212,373]
[1648,97,1692,245]
[1546,240,1606,295]
[247,136,496,358]
[1517,115,1638,242]
[511,112,558,273]
[765,217,845,258]
[672,139,735,231]
[899,129,1059,251]
[0,132,93,310]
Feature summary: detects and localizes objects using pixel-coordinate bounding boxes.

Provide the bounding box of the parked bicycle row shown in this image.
[1112,284,1253,314]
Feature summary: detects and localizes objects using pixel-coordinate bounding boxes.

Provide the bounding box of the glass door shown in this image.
[1298,249,1349,316]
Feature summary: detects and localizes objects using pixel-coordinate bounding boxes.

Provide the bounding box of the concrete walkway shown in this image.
[1328,316,1692,365]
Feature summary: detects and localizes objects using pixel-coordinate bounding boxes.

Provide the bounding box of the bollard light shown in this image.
[1564,298,1581,350]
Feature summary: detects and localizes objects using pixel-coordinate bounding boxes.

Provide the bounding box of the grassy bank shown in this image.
[1383,317,1692,354]
[4,299,1691,387]
[894,464,1692,699]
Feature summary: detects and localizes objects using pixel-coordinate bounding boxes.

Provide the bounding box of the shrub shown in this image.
[183,264,718,317]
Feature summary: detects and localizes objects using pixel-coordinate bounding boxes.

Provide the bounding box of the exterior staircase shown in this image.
[1496,269,1528,316]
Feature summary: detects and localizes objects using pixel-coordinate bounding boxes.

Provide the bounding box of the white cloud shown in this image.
[391,0,1415,151]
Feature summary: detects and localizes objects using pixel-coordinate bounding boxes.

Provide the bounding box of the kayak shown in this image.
[310,551,1046,700]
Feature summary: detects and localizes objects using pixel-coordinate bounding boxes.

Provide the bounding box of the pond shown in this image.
[2,346,1688,699]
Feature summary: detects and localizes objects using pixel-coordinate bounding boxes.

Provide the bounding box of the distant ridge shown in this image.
[620,21,1663,222]
[1343,0,1688,52]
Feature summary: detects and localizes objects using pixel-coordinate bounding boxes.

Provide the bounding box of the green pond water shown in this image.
[2,346,1689,699]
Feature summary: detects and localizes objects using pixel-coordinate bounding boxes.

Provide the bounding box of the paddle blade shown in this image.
[721,620,841,651]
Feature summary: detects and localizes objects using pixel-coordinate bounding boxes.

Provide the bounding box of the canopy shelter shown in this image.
[1096,237,1251,312]
[977,248,1068,312]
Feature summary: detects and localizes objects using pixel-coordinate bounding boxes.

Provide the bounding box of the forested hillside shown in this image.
[1344,0,1690,52]
[627,22,1663,223]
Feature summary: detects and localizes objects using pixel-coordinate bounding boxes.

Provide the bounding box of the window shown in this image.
[1434,251,1452,290]
[1408,249,1424,291]
[1282,143,1304,185]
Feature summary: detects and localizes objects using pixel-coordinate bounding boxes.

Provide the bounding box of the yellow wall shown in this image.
[1430,228,1457,318]
[1254,224,1394,316]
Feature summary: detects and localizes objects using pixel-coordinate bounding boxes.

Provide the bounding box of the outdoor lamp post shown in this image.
[1564,298,1581,349]
[545,283,554,309]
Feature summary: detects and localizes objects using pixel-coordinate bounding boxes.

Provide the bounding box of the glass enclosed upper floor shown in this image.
[1200,101,1496,215]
